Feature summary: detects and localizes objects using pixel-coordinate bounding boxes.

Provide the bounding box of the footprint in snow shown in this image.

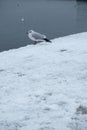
[39,126,55,130]
[16,72,26,77]
[43,107,51,112]
[60,49,67,52]
[68,105,87,130]
[34,92,53,101]
[76,105,87,115]
[0,69,5,73]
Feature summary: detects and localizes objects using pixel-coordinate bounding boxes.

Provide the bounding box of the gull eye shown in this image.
[29,30,32,33]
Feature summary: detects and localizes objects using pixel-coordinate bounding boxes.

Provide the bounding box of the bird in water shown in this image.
[27,30,51,44]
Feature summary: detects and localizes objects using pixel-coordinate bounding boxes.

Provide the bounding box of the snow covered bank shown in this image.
[0,33,87,130]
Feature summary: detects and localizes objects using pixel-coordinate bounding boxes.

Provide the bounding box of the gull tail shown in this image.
[44,38,51,43]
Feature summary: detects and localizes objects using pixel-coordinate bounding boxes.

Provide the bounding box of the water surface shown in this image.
[0,0,87,51]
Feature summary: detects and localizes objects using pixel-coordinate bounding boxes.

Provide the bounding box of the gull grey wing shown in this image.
[32,32,46,40]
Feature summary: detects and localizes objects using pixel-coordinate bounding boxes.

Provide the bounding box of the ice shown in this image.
[0,32,87,130]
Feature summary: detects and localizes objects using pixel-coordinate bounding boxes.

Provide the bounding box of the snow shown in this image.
[0,32,87,130]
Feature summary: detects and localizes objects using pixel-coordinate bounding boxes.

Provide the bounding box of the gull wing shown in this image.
[32,32,46,40]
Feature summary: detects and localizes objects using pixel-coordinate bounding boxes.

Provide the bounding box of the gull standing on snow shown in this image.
[27,30,51,44]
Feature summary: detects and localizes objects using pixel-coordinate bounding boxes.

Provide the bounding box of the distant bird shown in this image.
[27,30,51,44]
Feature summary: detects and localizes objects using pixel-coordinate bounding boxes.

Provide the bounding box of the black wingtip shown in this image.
[44,38,51,43]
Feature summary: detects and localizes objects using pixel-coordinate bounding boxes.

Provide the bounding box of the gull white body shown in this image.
[28,30,51,43]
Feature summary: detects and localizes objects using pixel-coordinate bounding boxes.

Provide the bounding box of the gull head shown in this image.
[28,30,34,34]
[26,30,34,35]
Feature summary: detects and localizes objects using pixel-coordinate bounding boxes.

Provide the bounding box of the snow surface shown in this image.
[0,33,87,130]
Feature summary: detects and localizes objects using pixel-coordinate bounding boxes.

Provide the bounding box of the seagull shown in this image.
[27,30,51,44]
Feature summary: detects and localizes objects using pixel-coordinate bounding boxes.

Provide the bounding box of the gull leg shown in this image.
[33,41,37,45]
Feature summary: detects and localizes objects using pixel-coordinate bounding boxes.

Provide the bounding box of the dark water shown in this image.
[0,0,87,52]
